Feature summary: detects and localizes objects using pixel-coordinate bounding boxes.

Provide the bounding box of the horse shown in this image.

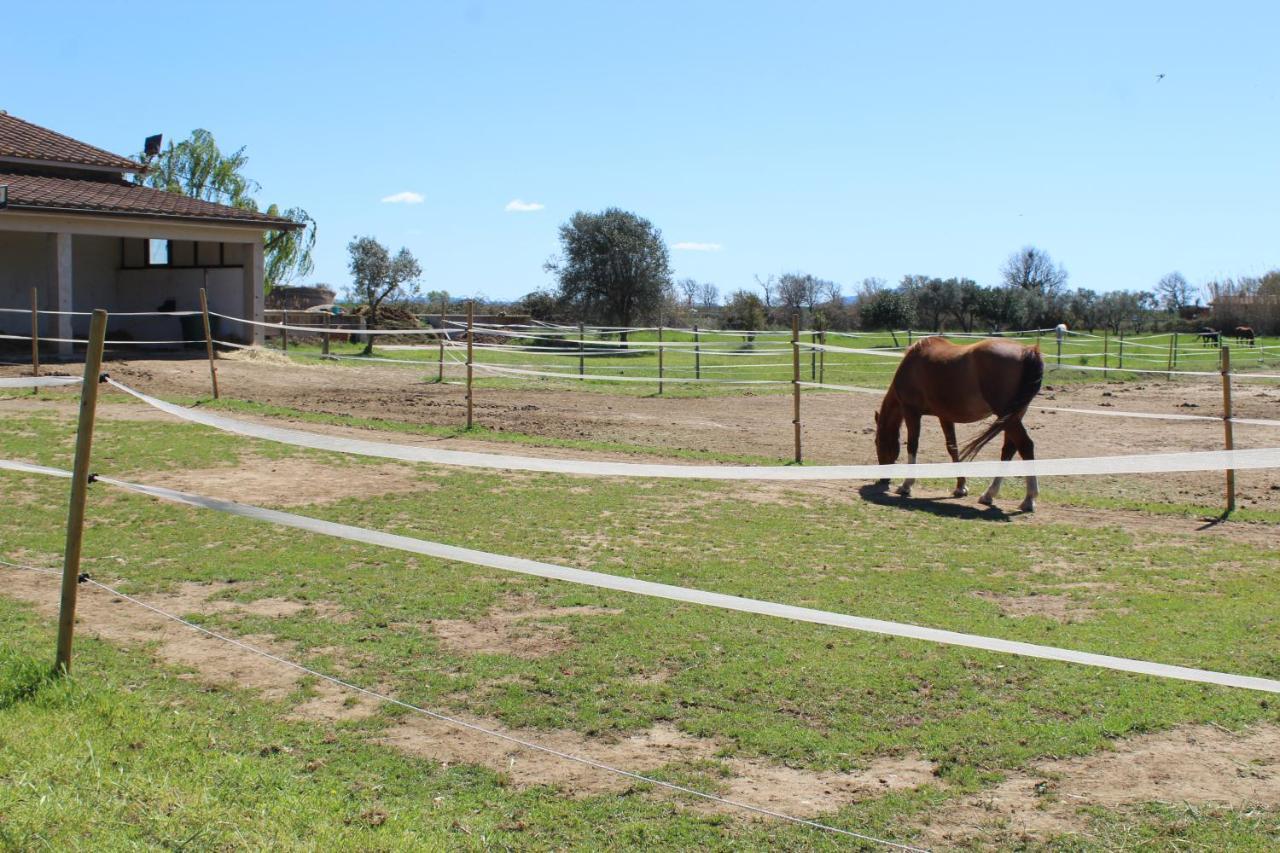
[1197,328,1221,347]
[1234,326,1256,346]
[874,337,1045,511]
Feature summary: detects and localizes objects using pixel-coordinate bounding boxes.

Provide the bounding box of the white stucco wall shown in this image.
[0,213,266,351]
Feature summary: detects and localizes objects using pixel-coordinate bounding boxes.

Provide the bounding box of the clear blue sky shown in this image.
[7,1,1278,302]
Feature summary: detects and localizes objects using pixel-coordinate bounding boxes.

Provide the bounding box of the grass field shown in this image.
[3,379,1280,848]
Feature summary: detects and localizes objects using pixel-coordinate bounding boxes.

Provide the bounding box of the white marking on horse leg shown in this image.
[1019,476,1039,512]
[897,452,916,496]
[979,477,1002,505]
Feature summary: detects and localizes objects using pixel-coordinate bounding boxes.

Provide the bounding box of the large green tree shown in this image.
[140,129,316,290]
[346,237,422,354]
[545,208,671,335]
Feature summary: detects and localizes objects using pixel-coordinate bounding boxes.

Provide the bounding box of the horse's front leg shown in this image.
[978,429,1018,506]
[940,420,966,497]
[896,411,923,497]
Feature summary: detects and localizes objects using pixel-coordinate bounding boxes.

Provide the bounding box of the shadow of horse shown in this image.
[857,483,1018,522]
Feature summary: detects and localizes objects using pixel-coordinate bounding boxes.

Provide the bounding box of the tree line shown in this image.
[514,208,1276,335]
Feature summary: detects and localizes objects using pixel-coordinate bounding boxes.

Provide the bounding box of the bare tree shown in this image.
[1002,246,1068,295]
[677,277,699,307]
[1156,271,1194,313]
[697,281,720,309]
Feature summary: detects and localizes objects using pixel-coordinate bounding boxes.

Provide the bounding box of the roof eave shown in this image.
[1,203,304,231]
[0,154,137,175]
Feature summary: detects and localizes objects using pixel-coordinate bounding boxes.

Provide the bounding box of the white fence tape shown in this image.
[211,312,450,337]
[0,376,80,389]
[470,362,792,386]
[3,455,1274,695]
[103,378,1280,480]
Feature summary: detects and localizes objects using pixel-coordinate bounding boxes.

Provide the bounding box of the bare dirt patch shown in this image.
[380,711,935,813]
[139,453,431,507]
[430,592,623,659]
[0,572,374,721]
[972,590,1103,623]
[920,723,1280,846]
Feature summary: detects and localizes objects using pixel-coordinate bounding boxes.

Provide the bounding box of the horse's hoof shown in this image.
[1019,498,1036,512]
[953,487,969,498]
[978,494,995,506]
[896,485,912,497]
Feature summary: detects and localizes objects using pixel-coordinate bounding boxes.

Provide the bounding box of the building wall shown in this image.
[0,228,256,348]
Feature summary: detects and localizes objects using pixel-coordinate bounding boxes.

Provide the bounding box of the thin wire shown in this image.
[0,556,926,852]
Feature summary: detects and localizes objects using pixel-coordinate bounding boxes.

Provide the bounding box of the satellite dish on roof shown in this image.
[144,134,163,157]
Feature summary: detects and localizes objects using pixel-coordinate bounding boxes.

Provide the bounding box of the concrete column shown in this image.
[245,239,265,346]
[53,232,73,356]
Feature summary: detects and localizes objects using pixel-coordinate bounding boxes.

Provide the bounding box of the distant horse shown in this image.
[875,337,1045,511]
[1197,328,1221,347]
[1234,326,1256,346]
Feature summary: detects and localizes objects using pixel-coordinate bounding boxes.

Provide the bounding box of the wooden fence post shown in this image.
[657,324,664,395]
[465,300,474,429]
[281,310,288,353]
[436,332,444,383]
[30,287,40,380]
[1221,346,1236,515]
[199,288,219,399]
[792,313,802,464]
[1166,332,1174,380]
[1103,330,1109,379]
[693,325,700,380]
[819,331,826,384]
[578,321,585,381]
[322,312,331,356]
[55,308,108,674]
[810,331,817,380]
[1119,331,1125,371]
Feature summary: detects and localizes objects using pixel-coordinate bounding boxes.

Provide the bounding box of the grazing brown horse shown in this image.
[875,337,1045,511]
[1234,326,1256,346]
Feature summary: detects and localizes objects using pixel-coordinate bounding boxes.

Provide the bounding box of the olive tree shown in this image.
[545,208,672,338]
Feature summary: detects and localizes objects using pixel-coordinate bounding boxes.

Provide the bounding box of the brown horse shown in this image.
[1234,326,1256,346]
[874,337,1045,511]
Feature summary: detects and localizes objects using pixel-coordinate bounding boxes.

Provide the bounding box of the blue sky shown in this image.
[7,1,1278,302]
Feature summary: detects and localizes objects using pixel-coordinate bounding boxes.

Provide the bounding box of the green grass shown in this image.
[2,395,1280,847]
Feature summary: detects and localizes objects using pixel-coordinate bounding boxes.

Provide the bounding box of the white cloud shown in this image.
[505,198,545,212]
[673,241,723,252]
[381,191,424,204]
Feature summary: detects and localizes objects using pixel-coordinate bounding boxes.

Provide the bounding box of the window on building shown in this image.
[147,238,170,266]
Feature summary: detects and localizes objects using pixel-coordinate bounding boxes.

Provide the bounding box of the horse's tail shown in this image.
[959,347,1044,461]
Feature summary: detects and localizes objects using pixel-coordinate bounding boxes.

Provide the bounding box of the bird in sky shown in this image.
[1156,73,1166,82]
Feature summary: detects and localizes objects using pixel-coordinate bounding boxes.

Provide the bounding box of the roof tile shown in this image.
[0,171,300,229]
[0,112,141,172]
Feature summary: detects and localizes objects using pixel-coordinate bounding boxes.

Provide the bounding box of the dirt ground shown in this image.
[5,353,1276,513]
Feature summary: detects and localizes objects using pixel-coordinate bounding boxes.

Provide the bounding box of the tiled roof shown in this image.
[0,171,301,229]
[0,112,141,172]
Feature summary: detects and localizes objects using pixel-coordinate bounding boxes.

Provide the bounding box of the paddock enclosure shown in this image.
[3,308,1280,849]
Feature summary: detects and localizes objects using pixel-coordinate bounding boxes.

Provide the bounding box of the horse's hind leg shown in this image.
[897,410,923,497]
[940,420,966,497]
[978,429,1018,506]
[1006,419,1038,512]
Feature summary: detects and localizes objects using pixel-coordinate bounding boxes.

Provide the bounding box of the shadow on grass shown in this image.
[857,483,1016,522]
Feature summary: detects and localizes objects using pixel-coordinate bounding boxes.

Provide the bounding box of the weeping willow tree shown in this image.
[139,129,316,290]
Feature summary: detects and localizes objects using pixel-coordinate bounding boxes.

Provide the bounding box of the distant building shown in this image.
[0,112,303,350]
[266,285,336,311]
